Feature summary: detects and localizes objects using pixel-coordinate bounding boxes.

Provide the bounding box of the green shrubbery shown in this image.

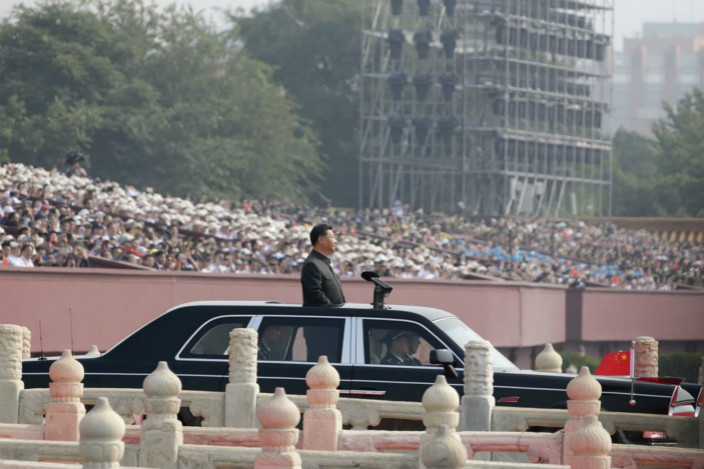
[659,353,703,384]
[560,352,601,374]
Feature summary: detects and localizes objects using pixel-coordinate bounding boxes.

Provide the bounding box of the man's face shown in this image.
[390,335,410,355]
[317,229,337,256]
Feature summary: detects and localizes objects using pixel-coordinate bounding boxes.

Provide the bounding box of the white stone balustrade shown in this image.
[79,397,126,469]
[421,375,463,460]
[535,343,563,373]
[138,362,183,469]
[420,425,467,469]
[20,327,31,360]
[0,325,24,424]
[459,339,494,457]
[45,350,86,441]
[302,356,341,450]
[563,366,602,466]
[226,328,258,428]
[254,387,301,469]
[569,415,612,469]
[634,336,658,379]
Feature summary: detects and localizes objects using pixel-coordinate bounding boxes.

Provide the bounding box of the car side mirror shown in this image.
[430,349,458,379]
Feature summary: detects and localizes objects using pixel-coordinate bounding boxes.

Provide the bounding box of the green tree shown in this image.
[611,128,659,216]
[0,0,322,202]
[232,0,362,206]
[652,87,704,217]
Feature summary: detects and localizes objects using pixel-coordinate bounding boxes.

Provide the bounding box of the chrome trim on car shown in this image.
[342,390,387,396]
[174,314,255,360]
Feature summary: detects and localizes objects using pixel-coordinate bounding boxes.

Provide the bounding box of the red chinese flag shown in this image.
[595,351,631,376]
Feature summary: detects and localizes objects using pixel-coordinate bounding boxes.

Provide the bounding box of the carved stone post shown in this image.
[20,326,31,359]
[80,397,125,469]
[0,324,24,423]
[421,375,465,464]
[569,415,612,469]
[139,362,183,468]
[633,336,658,378]
[45,350,86,441]
[420,425,467,469]
[459,340,494,433]
[535,343,563,373]
[255,387,302,469]
[302,356,341,450]
[563,366,601,466]
[226,328,259,428]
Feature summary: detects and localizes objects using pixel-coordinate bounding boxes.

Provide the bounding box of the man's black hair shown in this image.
[310,223,333,246]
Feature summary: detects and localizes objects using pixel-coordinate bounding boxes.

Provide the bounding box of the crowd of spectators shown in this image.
[1,162,702,290]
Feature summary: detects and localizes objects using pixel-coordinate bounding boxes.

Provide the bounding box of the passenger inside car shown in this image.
[368,327,429,366]
[258,325,282,360]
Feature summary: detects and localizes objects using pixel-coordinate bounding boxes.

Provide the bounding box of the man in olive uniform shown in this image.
[381,330,410,365]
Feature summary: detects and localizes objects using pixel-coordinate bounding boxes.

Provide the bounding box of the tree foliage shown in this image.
[611,128,659,216]
[652,88,704,217]
[611,88,704,217]
[232,0,362,207]
[0,0,323,202]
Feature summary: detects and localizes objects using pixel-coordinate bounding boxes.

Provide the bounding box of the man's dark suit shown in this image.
[300,249,346,306]
[301,249,346,362]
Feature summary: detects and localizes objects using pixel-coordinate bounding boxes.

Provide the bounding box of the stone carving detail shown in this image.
[633,336,658,379]
[49,350,84,401]
[303,356,342,450]
[90,393,145,424]
[189,395,224,427]
[20,327,31,359]
[19,390,51,425]
[338,402,381,430]
[535,343,563,373]
[420,425,467,469]
[255,387,302,469]
[464,341,493,397]
[422,376,462,464]
[0,325,23,380]
[564,366,602,466]
[569,415,612,469]
[229,328,258,384]
[79,397,126,469]
[139,361,184,468]
[45,350,86,441]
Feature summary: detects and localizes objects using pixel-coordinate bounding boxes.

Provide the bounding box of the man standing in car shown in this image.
[301,223,346,362]
[301,223,346,306]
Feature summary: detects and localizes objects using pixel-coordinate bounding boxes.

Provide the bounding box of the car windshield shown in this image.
[434,317,519,371]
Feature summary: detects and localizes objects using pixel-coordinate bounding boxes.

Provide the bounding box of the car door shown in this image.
[174,315,253,391]
[350,317,463,401]
[254,315,351,396]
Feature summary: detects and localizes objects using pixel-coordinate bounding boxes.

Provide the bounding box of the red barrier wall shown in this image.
[581,289,704,342]
[1,268,701,361]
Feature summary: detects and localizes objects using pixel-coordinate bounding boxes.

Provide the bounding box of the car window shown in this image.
[363,320,444,366]
[257,317,345,363]
[186,318,252,356]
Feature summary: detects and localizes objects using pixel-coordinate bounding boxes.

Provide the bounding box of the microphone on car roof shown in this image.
[361,271,393,309]
[361,271,379,281]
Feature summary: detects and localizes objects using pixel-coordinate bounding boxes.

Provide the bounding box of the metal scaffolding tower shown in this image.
[359,0,614,217]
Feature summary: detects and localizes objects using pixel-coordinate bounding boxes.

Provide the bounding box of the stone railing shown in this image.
[2,350,616,469]
[3,324,704,468]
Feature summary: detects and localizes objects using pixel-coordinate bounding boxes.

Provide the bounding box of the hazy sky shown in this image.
[1,0,704,50]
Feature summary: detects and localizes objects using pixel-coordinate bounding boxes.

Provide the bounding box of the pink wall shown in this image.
[1,268,701,355]
[581,289,704,342]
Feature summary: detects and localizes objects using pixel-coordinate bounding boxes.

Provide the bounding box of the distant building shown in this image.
[612,22,704,135]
